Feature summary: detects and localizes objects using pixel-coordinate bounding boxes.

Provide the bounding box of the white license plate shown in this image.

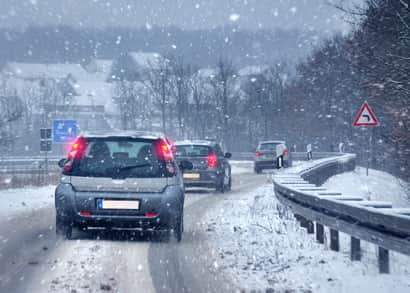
[98,199,140,210]
[183,173,200,179]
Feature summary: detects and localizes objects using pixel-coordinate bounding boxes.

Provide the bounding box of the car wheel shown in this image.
[224,168,232,191]
[174,213,183,242]
[56,215,73,240]
[254,167,262,174]
[216,174,225,193]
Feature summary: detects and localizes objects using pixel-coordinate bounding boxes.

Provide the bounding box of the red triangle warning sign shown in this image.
[353,102,380,127]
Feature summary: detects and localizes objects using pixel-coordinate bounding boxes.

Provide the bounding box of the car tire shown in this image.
[216,174,225,193]
[224,168,232,191]
[254,167,262,174]
[174,213,183,242]
[56,215,73,240]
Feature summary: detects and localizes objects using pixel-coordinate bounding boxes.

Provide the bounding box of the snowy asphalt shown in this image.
[0,171,267,293]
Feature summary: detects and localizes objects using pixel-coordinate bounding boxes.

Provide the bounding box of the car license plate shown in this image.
[97,199,140,210]
[183,173,200,179]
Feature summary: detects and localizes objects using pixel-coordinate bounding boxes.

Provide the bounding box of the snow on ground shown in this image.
[324,167,410,207]
[231,160,254,175]
[0,185,55,218]
[230,160,305,175]
[205,164,410,292]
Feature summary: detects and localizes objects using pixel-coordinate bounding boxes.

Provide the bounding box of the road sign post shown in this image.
[40,128,52,181]
[353,102,380,176]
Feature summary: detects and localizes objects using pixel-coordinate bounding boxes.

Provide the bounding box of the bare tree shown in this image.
[189,70,215,139]
[209,59,237,148]
[0,96,24,124]
[170,56,191,138]
[144,58,173,134]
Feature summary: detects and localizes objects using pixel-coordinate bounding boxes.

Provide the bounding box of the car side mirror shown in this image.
[58,158,67,168]
[179,160,193,171]
[224,152,232,159]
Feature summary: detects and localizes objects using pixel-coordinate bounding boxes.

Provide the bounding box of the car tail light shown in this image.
[207,153,218,167]
[67,136,87,161]
[283,150,289,156]
[79,211,91,216]
[155,139,174,162]
[63,164,72,172]
[256,151,262,157]
[145,213,157,218]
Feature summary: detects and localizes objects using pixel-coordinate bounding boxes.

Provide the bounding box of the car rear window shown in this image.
[175,145,212,157]
[64,137,171,178]
[259,143,282,151]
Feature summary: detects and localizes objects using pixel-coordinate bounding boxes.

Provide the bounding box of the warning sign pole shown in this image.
[353,101,380,176]
[367,129,372,176]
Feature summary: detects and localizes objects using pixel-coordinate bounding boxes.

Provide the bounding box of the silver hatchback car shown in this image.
[254,140,292,173]
[55,131,192,241]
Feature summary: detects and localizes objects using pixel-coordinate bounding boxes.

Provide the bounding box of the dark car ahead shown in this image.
[55,131,192,241]
[174,140,232,192]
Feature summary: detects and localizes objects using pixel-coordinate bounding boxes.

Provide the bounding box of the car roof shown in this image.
[175,140,217,147]
[80,130,165,140]
[258,140,286,144]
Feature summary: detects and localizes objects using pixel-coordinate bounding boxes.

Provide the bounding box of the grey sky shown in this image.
[0,0,362,32]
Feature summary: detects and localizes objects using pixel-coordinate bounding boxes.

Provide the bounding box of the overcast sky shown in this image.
[0,0,363,32]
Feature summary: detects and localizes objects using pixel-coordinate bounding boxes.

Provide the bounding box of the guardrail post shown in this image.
[316,223,324,243]
[378,247,390,274]
[350,237,361,261]
[330,229,339,251]
[300,217,308,228]
[307,221,314,234]
[306,144,313,160]
[294,214,302,222]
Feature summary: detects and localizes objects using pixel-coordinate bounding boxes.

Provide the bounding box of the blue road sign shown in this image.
[53,120,77,143]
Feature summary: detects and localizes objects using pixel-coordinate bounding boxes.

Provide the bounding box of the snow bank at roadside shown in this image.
[205,167,410,292]
[0,185,55,218]
[324,167,409,207]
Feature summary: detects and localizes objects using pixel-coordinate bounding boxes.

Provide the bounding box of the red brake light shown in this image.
[207,153,218,168]
[256,151,262,157]
[63,164,72,172]
[283,150,289,156]
[155,139,174,161]
[145,213,157,218]
[67,137,87,161]
[79,211,91,216]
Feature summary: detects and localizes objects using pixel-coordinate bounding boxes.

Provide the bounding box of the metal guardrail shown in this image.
[231,151,344,161]
[0,156,61,175]
[273,154,410,274]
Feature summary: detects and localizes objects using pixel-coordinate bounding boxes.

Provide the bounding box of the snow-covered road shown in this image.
[0,163,266,293]
[1,162,409,293]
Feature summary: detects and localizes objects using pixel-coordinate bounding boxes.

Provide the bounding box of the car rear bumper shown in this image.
[55,184,183,229]
[255,159,291,169]
[182,170,219,188]
[71,214,166,229]
[254,160,277,169]
[184,181,217,188]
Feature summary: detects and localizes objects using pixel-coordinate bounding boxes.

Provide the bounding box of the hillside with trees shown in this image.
[280,0,410,179]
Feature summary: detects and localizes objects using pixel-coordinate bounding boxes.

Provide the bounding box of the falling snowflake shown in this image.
[229,14,240,22]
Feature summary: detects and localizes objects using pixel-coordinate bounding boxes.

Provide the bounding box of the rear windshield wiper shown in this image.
[117,163,152,171]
